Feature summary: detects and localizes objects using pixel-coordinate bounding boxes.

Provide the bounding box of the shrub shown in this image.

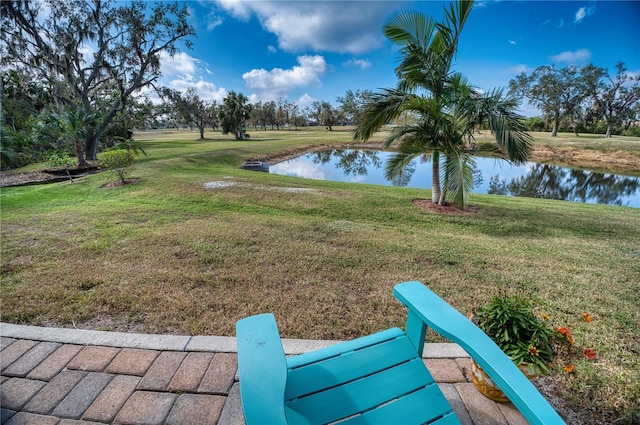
[98,149,134,182]
[45,152,76,169]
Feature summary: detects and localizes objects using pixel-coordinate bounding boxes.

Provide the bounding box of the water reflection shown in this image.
[269,150,640,207]
[309,149,382,176]
[488,164,640,206]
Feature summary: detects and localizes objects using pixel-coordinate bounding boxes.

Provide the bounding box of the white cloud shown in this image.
[243,55,327,98]
[296,93,317,109]
[168,79,228,103]
[574,5,595,23]
[214,1,397,54]
[343,58,372,69]
[160,51,198,76]
[215,0,252,20]
[207,16,224,31]
[505,64,531,75]
[509,40,517,45]
[550,48,591,63]
[267,45,277,53]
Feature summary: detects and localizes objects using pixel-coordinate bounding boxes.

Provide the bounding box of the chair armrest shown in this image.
[394,281,565,425]
[236,313,288,425]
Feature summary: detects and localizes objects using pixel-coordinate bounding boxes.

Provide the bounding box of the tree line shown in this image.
[509,62,640,138]
[151,88,372,139]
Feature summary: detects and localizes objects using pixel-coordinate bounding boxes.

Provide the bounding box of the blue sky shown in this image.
[157,0,640,116]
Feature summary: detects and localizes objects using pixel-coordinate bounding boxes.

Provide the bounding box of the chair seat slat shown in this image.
[285,358,440,424]
[286,328,405,369]
[286,334,423,399]
[336,384,457,425]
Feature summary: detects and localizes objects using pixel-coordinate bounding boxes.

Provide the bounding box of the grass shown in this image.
[1,127,639,422]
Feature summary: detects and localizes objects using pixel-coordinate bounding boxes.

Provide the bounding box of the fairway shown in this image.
[1,128,639,422]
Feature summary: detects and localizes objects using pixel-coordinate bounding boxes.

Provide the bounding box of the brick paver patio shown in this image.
[1,323,529,425]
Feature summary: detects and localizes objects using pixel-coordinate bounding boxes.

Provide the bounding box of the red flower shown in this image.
[583,348,597,360]
[563,364,576,373]
[581,312,593,323]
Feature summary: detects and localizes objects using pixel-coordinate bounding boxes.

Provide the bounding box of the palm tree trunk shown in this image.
[432,151,441,204]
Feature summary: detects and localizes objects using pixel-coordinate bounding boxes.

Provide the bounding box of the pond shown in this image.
[269,150,640,208]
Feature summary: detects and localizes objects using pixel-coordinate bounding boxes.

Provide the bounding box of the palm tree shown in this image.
[354,1,532,209]
[219,91,252,140]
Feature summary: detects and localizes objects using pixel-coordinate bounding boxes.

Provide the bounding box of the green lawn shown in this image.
[1,127,639,422]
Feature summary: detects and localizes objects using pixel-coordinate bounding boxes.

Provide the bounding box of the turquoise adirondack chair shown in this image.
[236,281,565,425]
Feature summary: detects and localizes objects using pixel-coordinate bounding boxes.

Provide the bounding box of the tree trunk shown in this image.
[75,141,87,166]
[551,115,559,137]
[605,123,612,138]
[432,151,441,204]
[199,125,205,139]
[85,134,100,161]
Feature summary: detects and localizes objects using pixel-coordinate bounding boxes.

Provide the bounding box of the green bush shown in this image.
[98,149,134,182]
[623,126,640,137]
[45,152,76,169]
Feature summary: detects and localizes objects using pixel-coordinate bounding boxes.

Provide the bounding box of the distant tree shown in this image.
[313,101,338,130]
[219,91,252,140]
[587,62,640,138]
[0,0,195,164]
[337,89,373,125]
[289,102,300,129]
[510,65,594,137]
[275,98,289,130]
[162,88,218,139]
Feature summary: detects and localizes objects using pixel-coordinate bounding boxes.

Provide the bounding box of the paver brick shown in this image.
[199,353,237,394]
[66,346,120,372]
[438,383,473,425]
[4,412,60,425]
[424,358,467,383]
[59,420,104,425]
[455,357,472,382]
[105,348,158,376]
[455,382,508,425]
[114,391,176,425]
[218,382,245,425]
[3,342,61,377]
[167,352,213,393]
[165,393,226,425]
[1,337,16,351]
[497,402,528,425]
[137,351,186,391]
[27,345,83,381]
[82,375,140,423]
[0,377,46,410]
[51,373,113,419]
[23,370,87,415]
[0,340,38,371]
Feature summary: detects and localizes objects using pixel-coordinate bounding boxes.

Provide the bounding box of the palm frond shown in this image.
[443,150,475,208]
[481,88,532,163]
[353,89,408,142]
[384,143,428,181]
